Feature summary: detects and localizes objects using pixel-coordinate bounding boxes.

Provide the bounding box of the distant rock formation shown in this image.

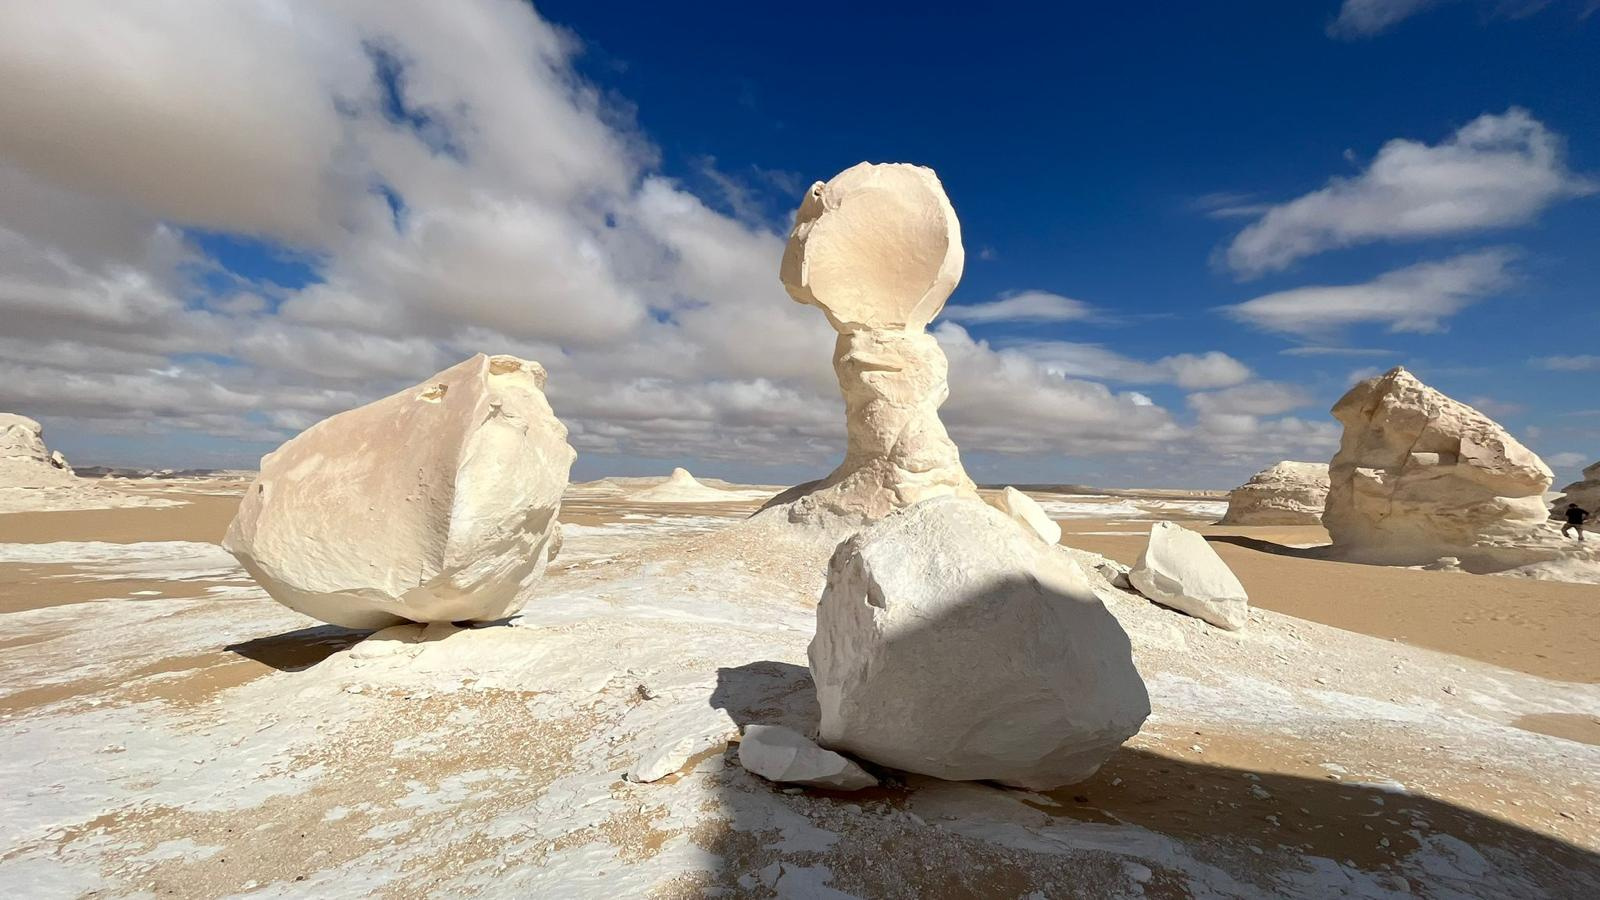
[1129,521,1249,630]
[989,485,1062,544]
[632,468,743,503]
[1324,367,1597,579]
[1555,461,1600,515]
[1219,461,1329,526]
[0,413,181,513]
[809,496,1149,789]
[1,413,77,487]
[224,354,575,628]
[758,162,977,527]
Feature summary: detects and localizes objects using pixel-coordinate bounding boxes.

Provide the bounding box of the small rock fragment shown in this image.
[737,724,877,791]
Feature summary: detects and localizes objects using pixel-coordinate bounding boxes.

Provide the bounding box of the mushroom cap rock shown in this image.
[779,162,964,333]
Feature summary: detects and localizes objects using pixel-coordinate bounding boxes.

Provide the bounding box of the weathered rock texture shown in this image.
[1129,521,1250,630]
[809,496,1150,790]
[737,724,877,791]
[1325,367,1590,574]
[1219,461,1329,526]
[1555,461,1600,516]
[225,354,575,629]
[761,163,977,526]
[0,413,76,487]
[990,485,1062,545]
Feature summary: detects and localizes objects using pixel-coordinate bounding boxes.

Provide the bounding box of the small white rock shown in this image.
[737,724,877,791]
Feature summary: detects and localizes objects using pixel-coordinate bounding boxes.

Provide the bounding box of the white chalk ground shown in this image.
[0,487,1597,898]
[1032,496,1230,521]
[0,485,187,514]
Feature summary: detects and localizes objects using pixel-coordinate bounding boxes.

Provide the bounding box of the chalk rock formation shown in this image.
[1324,367,1578,571]
[737,724,877,791]
[990,486,1062,544]
[1129,521,1249,630]
[0,413,77,487]
[1219,461,1329,526]
[632,467,739,503]
[225,354,575,629]
[809,496,1149,789]
[761,162,977,526]
[1555,461,1600,515]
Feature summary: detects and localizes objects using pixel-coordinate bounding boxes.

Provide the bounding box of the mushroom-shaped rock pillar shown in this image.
[765,162,978,526]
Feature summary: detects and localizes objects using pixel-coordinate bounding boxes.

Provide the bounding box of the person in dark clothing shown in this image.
[1562,503,1589,541]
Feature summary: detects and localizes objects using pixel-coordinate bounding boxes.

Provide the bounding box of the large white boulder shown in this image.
[1219,461,1329,526]
[0,413,77,488]
[224,354,575,629]
[1324,367,1590,574]
[780,161,964,333]
[737,724,877,791]
[1129,521,1249,630]
[760,163,977,528]
[809,496,1149,790]
[990,486,1062,544]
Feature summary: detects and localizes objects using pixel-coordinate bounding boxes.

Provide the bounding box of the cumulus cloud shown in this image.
[1221,250,1514,338]
[1224,109,1592,276]
[943,290,1096,324]
[0,0,1334,484]
[934,325,1183,455]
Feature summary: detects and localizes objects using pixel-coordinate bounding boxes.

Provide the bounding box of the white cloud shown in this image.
[1533,354,1600,371]
[1466,396,1525,418]
[0,0,1338,485]
[943,290,1096,324]
[1279,346,1400,357]
[1006,343,1253,390]
[1188,382,1312,418]
[933,325,1183,455]
[1327,0,1577,38]
[1224,109,1593,276]
[1548,451,1590,469]
[1221,249,1513,338]
[1328,0,1443,37]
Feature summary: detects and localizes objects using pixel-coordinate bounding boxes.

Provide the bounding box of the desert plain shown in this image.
[1,471,1596,898]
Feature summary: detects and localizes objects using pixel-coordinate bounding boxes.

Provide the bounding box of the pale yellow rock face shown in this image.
[1556,461,1600,514]
[224,354,575,629]
[991,486,1063,545]
[1324,367,1577,571]
[764,163,976,526]
[1220,461,1329,526]
[0,412,77,488]
[780,162,964,333]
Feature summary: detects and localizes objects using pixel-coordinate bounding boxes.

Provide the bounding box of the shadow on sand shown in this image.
[1206,533,1330,560]
[224,624,371,672]
[699,659,1600,897]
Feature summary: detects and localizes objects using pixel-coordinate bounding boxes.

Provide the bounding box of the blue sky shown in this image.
[0,1,1595,487]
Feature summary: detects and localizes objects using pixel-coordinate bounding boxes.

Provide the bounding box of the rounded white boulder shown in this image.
[808,496,1150,790]
[224,354,575,629]
[1129,521,1249,630]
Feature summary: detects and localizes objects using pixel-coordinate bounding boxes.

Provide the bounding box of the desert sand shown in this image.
[1,478,1596,898]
